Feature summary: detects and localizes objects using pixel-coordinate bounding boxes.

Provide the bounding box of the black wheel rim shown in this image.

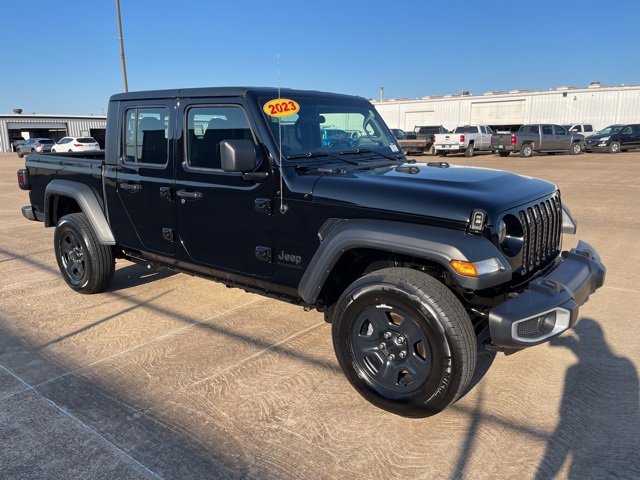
[350,305,432,394]
[59,231,86,284]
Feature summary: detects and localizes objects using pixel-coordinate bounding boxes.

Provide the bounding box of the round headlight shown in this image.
[498,220,507,245]
[499,214,524,257]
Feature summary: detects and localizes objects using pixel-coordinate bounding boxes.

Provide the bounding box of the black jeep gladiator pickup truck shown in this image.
[17,87,605,417]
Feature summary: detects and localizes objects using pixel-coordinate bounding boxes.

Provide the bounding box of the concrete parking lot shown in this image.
[1,150,639,479]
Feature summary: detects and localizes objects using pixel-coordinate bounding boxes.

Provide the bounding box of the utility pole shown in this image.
[379,86,384,102]
[115,0,129,92]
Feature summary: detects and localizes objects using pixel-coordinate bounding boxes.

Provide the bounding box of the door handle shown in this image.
[119,182,142,193]
[176,189,203,201]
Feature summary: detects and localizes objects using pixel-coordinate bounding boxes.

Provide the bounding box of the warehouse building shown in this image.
[0,113,107,152]
[372,83,640,133]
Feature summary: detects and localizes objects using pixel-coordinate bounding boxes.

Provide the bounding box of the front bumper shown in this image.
[488,241,605,350]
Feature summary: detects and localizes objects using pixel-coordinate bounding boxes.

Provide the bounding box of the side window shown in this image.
[584,125,593,132]
[633,126,640,135]
[554,125,567,135]
[486,126,494,134]
[621,126,632,135]
[186,105,253,170]
[479,126,486,134]
[123,107,169,165]
[542,125,553,135]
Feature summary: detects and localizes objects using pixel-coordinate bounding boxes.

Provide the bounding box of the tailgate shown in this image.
[491,133,512,145]
[434,133,461,145]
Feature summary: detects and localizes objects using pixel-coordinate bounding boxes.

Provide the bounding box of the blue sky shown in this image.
[2,0,639,115]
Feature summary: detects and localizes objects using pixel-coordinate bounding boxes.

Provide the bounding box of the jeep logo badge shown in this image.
[277,250,302,265]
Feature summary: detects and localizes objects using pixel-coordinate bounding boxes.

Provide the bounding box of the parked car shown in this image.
[562,124,595,137]
[17,86,605,417]
[403,125,449,153]
[433,125,494,157]
[491,124,584,158]
[15,138,54,158]
[10,135,26,152]
[390,128,428,154]
[51,136,101,153]
[584,124,640,153]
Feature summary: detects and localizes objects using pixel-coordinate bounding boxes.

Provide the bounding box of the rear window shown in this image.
[455,126,477,134]
[418,126,441,134]
[77,137,96,143]
[40,139,54,144]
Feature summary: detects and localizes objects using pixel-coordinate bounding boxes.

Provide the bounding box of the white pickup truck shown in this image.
[433,125,494,157]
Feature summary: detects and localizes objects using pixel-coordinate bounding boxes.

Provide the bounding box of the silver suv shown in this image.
[16,138,54,158]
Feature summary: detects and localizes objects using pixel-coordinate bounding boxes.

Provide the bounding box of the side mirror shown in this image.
[220,139,257,173]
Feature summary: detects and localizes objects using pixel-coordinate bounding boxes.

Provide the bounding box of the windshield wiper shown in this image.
[339,148,405,163]
[287,151,360,165]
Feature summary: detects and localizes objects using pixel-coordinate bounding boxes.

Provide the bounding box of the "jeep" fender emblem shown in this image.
[277,250,302,265]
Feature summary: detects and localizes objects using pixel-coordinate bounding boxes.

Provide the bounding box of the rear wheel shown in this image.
[54,213,114,294]
[520,143,533,158]
[498,151,510,157]
[570,142,582,155]
[608,141,620,153]
[464,143,474,157]
[331,268,476,417]
[17,150,23,158]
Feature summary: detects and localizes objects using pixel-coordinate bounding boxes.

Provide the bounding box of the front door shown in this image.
[173,100,274,277]
[114,100,176,256]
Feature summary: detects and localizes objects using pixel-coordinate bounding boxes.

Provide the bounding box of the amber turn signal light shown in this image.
[449,260,478,277]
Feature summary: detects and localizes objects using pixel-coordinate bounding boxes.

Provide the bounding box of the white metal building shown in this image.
[372,83,640,132]
[0,114,107,152]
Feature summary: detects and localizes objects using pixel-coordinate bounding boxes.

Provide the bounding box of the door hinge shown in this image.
[255,246,272,263]
[162,228,175,242]
[255,198,272,215]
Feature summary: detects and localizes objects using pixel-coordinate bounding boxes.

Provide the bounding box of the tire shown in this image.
[17,150,23,158]
[570,142,582,155]
[68,149,73,152]
[520,143,533,158]
[54,213,114,294]
[464,143,474,157]
[608,141,620,153]
[498,151,510,157]
[331,267,476,417]
[51,148,56,153]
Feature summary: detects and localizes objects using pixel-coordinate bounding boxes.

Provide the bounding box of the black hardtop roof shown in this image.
[110,87,366,102]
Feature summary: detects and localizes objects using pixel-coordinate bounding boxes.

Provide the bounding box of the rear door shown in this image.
[631,125,640,147]
[173,99,274,277]
[114,100,176,256]
[540,125,554,150]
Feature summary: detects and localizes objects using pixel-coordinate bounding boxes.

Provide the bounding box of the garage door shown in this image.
[405,111,435,130]
[470,100,525,124]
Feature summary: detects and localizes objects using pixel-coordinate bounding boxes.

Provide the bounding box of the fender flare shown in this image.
[45,179,116,245]
[298,219,512,304]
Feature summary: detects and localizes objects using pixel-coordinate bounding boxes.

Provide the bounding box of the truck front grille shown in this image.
[518,194,562,273]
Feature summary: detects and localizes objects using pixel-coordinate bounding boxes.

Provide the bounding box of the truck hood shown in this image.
[310,163,556,224]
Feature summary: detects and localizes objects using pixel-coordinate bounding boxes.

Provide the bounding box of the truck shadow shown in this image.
[108,262,177,291]
[534,318,640,479]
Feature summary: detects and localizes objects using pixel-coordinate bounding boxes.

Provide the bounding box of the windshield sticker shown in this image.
[390,144,399,152]
[263,98,300,118]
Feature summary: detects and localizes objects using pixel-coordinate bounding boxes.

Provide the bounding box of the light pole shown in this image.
[115,0,128,92]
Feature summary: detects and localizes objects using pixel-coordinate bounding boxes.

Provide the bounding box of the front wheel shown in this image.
[54,213,114,294]
[570,142,582,155]
[608,141,620,153]
[331,268,476,417]
[498,151,510,157]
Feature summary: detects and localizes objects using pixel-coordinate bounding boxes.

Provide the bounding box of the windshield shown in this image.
[598,125,622,135]
[260,95,399,159]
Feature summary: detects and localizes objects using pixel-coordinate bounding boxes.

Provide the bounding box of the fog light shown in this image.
[516,311,556,338]
[512,308,571,343]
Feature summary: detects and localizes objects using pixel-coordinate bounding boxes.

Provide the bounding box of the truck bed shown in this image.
[24,151,106,219]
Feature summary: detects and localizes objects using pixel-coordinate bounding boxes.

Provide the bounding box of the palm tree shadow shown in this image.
[535,318,640,479]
